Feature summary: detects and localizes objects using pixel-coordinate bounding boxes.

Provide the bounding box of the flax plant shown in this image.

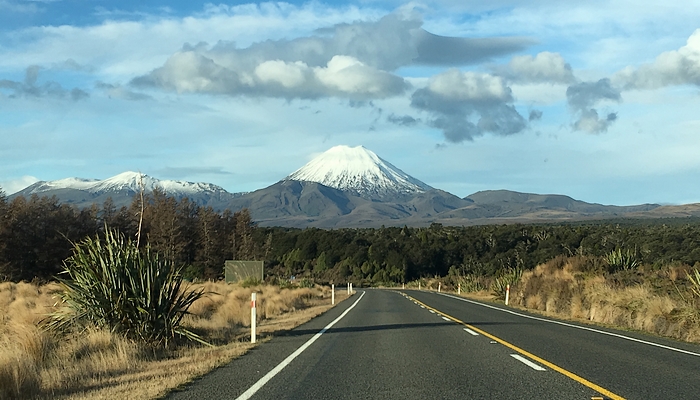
[48,229,208,348]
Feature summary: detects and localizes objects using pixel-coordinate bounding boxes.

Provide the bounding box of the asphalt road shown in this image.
[168,289,700,400]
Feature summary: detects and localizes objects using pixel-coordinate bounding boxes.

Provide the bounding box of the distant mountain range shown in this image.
[9,145,697,228]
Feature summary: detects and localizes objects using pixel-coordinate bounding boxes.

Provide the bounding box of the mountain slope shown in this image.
[464,190,660,217]
[285,145,432,199]
[11,172,241,208]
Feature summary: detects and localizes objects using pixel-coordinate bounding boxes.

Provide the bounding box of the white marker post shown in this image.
[418,282,421,290]
[251,292,257,343]
[458,284,461,295]
[438,283,441,293]
[505,284,510,306]
[332,284,335,305]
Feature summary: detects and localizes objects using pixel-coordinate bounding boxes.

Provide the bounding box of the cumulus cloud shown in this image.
[497,51,575,84]
[410,69,527,142]
[0,65,88,100]
[134,52,408,100]
[614,29,700,89]
[132,12,531,100]
[566,78,621,133]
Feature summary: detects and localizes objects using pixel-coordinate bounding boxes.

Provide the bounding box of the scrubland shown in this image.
[512,256,700,343]
[0,281,341,400]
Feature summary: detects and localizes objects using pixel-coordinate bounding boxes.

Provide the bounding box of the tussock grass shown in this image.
[0,281,340,399]
[514,256,700,343]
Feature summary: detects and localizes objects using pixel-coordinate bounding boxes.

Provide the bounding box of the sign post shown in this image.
[251,292,257,343]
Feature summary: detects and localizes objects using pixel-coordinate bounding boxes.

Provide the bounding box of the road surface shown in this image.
[168,289,700,399]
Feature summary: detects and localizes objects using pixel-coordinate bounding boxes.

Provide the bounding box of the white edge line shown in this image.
[511,354,546,371]
[463,328,479,336]
[437,292,700,358]
[236,291,366,400]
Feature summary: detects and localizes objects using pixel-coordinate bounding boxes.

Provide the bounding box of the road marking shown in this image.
[463,328,479,336]
[235,291,366,400]
[436,292,700,358]
[404,294,625,400]
[420,305,425,308]
[429,310,435,313]
[511,354,546,371]
[441,316,450,321]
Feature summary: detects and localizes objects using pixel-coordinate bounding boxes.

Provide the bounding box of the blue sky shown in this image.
[1,0,700,205]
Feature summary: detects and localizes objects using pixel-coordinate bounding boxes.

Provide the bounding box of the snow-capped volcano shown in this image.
[285,145,432,198]
[21,171,227,196]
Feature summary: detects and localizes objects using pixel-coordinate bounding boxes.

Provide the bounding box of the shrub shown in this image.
[298,278,314,288]
[688,268,700,299]
[491,268,522,299]
[47,229,208,348]
[606,248,639,272]
[240,277,263,288]
[456,274,487,293]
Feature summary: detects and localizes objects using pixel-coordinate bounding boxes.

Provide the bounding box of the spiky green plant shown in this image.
[490,268,522,299]
[688,268,700,299]
[606,248,639,272]
[48,229,208,348]
[457,274,487,293]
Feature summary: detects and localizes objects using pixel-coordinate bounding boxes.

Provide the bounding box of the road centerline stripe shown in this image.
[511,354,546,371]
[437,292,700,358]
[403,293,625,400]
[235,291,366,400]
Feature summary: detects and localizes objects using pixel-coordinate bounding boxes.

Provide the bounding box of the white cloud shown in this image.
[500,52,575,84]
[135,52,408,99]
[427,69,512,102]
[255,60,307,88]
[614,29,700,89]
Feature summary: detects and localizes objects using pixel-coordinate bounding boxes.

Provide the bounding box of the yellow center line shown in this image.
[403,293,626,400]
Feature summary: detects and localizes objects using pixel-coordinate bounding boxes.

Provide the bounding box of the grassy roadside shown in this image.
[0,281,349,400]
[512,256,700,343]
[421,256,700,344]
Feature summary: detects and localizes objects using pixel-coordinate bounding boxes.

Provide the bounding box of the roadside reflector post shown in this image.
[438,283,441,293]
[505,284,510,306]
[350,283,353,293]
[402,283,405,290]
[418,282,421,290]
[458,284,461,295]
[332,284,335,305]
[251,292,257,343]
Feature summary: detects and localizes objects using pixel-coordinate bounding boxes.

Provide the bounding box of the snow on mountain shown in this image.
[285,145,432,198]
[23,171,227,196]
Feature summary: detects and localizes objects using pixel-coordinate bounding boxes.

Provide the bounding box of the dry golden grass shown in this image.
[0,281,346,400]
[512,256,700,343]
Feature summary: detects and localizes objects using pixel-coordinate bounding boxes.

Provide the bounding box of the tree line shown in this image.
[2,187,700,283]
[0,188,263,282]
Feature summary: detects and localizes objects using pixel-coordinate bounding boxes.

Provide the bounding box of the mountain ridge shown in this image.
[6,146,686,227]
